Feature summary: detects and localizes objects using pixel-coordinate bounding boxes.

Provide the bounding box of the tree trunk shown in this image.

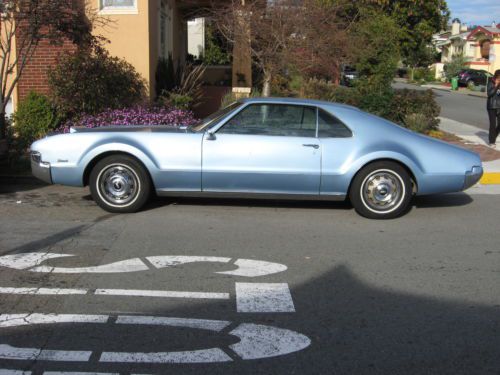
[262,72,272,97]
[0,112,6,140]
[0,113,8,158]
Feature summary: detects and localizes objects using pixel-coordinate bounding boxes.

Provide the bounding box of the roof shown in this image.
[468,25,500,40]
[239,97,359,111]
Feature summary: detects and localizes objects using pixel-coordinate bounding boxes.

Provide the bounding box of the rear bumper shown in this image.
[31,152,52,184]
[463,166,483,190]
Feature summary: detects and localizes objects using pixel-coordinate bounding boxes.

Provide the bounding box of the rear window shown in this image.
[318,109,352,138]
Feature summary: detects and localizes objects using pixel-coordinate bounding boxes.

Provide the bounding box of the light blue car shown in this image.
[31,98,483,219]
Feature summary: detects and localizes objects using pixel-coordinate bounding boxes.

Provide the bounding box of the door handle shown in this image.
[302,144,319,149]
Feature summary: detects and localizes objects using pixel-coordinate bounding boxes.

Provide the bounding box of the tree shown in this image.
[0,0,101,147]
[212,0,352,96]
[364,0,449,70]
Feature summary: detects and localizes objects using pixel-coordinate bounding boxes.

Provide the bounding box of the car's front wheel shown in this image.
[349,161,413,219]
[89,155,151,213]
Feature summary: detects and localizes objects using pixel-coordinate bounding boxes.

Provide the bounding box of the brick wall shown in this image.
[17,39,77,102]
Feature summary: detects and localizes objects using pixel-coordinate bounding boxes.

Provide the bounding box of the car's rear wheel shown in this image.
[349,161,413,219]
[89,155,151,213]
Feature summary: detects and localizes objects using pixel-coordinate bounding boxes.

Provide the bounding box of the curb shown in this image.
[480,173,500,185]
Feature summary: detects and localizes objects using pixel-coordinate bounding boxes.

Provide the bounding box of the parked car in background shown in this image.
[457,69,492,88]
[31,98,483,219]
[340,66,359,87]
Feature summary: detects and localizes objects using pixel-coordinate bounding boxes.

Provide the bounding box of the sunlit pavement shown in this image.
[0,184,499,374]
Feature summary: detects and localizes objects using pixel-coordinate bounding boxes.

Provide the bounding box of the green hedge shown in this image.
[12,92,59,151]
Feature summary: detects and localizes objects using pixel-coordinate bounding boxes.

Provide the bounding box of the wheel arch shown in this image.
[83,151,154,188]
[347,158,419,196]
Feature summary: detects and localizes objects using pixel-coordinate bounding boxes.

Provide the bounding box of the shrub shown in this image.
[413,67,435,82]
[48,47,146,118]
[403,113,431,133]
[59,106,197,133]
[156,62,206,109]
[12,92,59,151]
[297,79,440,133]
[389,89,440,132]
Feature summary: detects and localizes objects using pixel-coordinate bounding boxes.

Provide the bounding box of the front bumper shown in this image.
[31,151,52,184]
[463,166,483,190]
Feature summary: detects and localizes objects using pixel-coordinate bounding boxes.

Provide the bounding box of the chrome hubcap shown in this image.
[98,165,138,206]
[362,170,404,212]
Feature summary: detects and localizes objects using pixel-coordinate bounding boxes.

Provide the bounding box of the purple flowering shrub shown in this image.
[59,106,197,133]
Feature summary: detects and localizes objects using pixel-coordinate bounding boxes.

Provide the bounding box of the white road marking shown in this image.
[229,323,311,360]
[217,259,288,277]
[99,348,232,364]
[0,314,109,328]
[95,289,229,300]
[146,256,231,268]
[0,253,73,270]
[30,258,148,274]
[43,372,118,375]
[0,253,287,277]
[0,344,91,362]
[0,314,310,363]
[0,287,87,295]
[0,370,31,375]
[235,283,295,313]
[115,316,231,332]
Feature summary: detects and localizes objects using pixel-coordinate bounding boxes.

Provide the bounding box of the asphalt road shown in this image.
[0,183,499,374]
[393,82,489,130]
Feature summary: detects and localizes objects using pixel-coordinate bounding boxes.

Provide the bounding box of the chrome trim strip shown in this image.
[156,190,346,201]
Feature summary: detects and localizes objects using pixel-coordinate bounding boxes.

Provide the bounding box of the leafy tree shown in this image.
[352,11,400,87]
[202,24,231,66]
[365,0,449,69]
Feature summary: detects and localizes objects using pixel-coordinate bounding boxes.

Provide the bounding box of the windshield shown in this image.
[191,102,243,132]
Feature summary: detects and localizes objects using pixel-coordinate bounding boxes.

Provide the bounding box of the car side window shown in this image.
[318,109,352,138]
[219,104,317,137]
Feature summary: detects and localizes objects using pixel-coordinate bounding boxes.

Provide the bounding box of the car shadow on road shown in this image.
[2,264,499,374]
[145,196,354,212]
[412,193,473,208]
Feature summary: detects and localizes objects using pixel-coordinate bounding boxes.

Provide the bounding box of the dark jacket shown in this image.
[487,80,500,109]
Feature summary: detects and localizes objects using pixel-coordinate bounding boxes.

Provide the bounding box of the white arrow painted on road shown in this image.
[0,314,310,363]
[0,253,287,277]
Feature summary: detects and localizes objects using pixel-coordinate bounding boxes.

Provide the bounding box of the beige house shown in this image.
[4,0,251,114]
[466,23,500,74]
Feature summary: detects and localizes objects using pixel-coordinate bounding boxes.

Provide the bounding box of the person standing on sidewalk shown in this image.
[487,69,500,147]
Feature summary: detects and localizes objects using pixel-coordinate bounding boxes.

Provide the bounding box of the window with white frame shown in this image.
[99,0,137,14]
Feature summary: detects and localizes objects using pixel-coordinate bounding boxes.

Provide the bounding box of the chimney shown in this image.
[452,18,461,35]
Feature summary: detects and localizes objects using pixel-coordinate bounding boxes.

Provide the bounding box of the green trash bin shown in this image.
[451,77,459,90]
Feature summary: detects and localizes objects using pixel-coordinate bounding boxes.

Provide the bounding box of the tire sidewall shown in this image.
[89,155,151,213]
[350,162,412,219]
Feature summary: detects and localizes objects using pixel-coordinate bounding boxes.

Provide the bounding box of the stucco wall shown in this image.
[92,0,152,96]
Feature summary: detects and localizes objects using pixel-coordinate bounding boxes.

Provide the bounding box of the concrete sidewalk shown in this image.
[439,117,500,184]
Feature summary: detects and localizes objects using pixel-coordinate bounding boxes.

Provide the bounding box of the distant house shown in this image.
[466,22,500,74]
[433,19,500,80]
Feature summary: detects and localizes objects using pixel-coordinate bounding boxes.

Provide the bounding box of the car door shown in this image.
[202,103,321,195]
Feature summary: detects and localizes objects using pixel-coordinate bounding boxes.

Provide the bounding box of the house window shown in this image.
[99,0,137,14]
[480,40,491,60]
